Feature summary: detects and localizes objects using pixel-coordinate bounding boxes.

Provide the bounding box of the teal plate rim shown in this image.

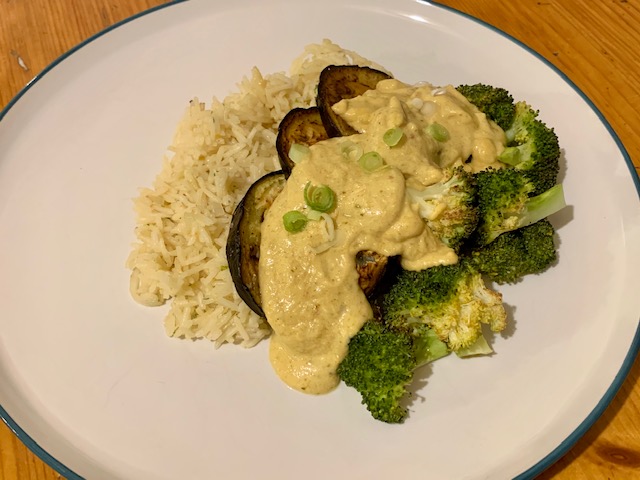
[1,1,638,479]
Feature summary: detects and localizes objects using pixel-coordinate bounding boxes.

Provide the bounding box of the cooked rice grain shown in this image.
[126,40,382,347]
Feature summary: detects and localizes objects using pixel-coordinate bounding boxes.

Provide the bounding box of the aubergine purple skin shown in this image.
[226,174,389,317]
[276,107,330,177]
[316,65,392,137]
[227,66,394,317]
[226,171,286,317]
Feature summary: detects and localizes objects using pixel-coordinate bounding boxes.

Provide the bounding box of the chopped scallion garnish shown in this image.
[306,209,323,221]
[341,141,364,161]
[288,143,310,164]
[358,151,385,172]
[283,211,308,233]
[383,127,404,147]
[427,122,450,142]
[304,183,336,213]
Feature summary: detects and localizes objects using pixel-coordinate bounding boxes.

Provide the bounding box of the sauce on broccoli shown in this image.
[259,79,507,395]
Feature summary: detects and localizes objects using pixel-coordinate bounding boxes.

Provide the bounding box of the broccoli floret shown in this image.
[337,319,450,424]
[337,319,416,424]
[382,261,507,352]
[456,83,516,130]
[407,166,478,251]
[339,85,566,425]
[467,219,557,284]
[458,86,561,196]
[473,167,566,246]
[499,101,561,195]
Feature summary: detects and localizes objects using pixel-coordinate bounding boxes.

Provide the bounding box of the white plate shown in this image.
[1,1,639,479]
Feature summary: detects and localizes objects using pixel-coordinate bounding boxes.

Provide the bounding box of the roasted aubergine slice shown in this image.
[226,171,286,317]
[316,65,392,137]
[229,65,394,316]
[355,250,388,297]
[226,173,390,317]
[275,107,329,177]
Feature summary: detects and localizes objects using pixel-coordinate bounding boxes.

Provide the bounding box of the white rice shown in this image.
[126,40,386,348]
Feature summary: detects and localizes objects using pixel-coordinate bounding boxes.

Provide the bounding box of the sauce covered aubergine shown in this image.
[229,67,506,394]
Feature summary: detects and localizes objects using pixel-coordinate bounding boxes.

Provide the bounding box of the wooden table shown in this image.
[1,1,638,478]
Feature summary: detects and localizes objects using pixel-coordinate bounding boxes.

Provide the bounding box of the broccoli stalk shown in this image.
[474,167,566,246]
[407,166,478,251]
[412,323,451,366]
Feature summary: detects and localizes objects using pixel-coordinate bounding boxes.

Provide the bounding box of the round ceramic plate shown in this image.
[1,1,639,479]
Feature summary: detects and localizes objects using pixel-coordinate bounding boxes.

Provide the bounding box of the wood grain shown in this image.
[0,1,638,479]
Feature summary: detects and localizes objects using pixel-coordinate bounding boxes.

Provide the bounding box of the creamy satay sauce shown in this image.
[259,79,506,395]
[334,79,506,174]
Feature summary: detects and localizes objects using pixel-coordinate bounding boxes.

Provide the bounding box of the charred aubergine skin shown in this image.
[226,171,389,317]
[227,65,394,317]
[226,171,286,317]
[276,107,330,177]
[316,65,392,137]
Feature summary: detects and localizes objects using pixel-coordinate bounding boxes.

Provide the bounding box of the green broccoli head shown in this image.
[407,166,478,251]
[456,84,516,130]
[339,84,565,425]
[467,219,557,284]
[457,85,561,196]
[382,261,507,352]
[473,167,566,246]
[499,101,561,195]
[336,319,417,424]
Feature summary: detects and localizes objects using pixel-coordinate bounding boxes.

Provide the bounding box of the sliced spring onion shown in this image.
[340,141,364,162]
[409,97,424,109]
[306,209,323,221]
[288,143,310,164]
[314,218,341,254]
[303,183,336,213]
[420,100,437,117]
[427,122,450,142]
[282,210,308,233]
[383,127,404,147]
[358,151,385,172]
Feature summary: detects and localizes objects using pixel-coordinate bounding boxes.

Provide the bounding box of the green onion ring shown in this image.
[303,183,336,213]
[341,141,364,161]
[282,210,308,233]
[288,143,310,164]
[383,127,404,147]
[426,122,450,142]
[358,151,385,172]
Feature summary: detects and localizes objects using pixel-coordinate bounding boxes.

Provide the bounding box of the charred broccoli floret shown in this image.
[337,320,415,424]
[407,166,478,251]
[498,102,561,195]
[458,85,561,195]
[336,81,567,426]
[473,167,566,246]
[336,319,449,424]
[456,83,516,130]
[382,261,507,352]
[467,219,558,284]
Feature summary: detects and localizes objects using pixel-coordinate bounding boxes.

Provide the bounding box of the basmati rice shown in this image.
[126,40,386,348]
